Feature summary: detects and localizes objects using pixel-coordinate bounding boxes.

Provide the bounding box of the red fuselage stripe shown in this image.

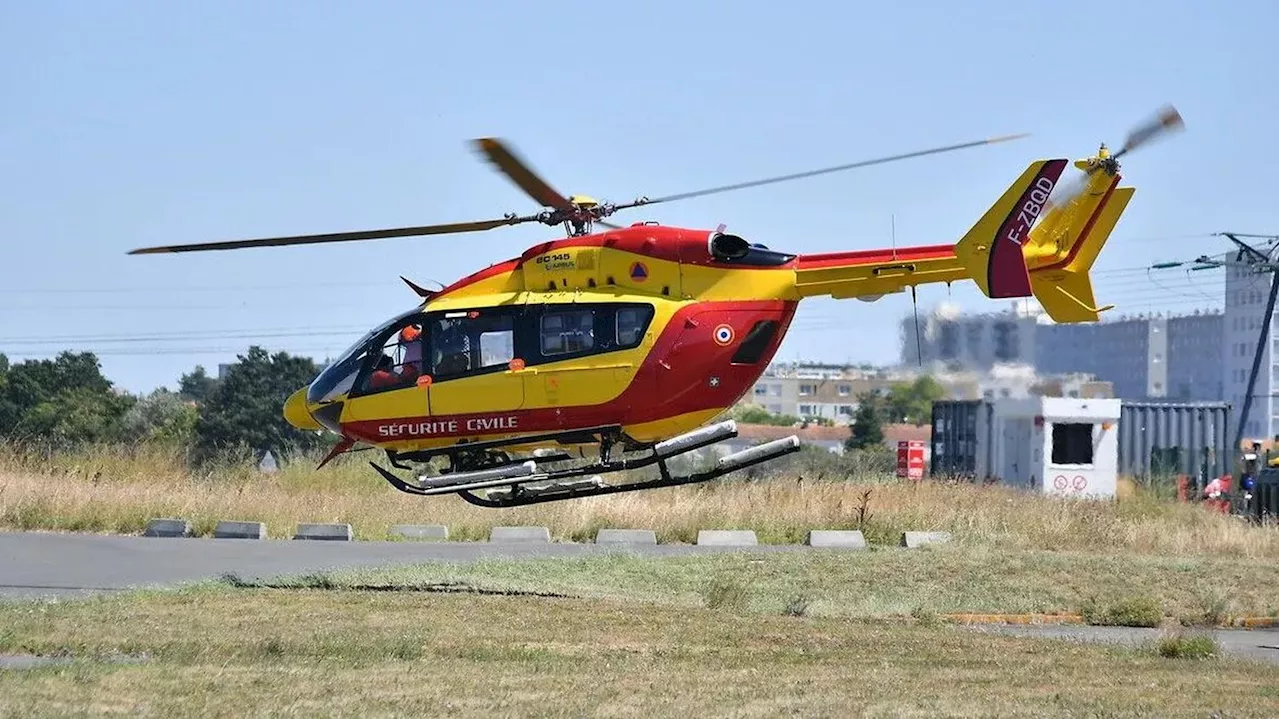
[341,299,798,444]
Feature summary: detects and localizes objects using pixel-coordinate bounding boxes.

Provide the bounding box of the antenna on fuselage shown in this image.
[911,285,923,368]
[891,214,897,261]
[894,215,924,367]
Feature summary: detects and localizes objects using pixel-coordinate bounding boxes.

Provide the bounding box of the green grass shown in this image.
[218,545,1279,625]
[0,583,1274,718]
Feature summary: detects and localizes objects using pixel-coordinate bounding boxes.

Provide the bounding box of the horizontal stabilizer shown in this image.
[1028,183,1135,322]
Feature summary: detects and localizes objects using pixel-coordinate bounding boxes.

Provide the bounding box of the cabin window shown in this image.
[480,326,514,367]
[616,306,652,347]
[431,312,515,378]
[1050,422,1094,465]
[541,310,595,356]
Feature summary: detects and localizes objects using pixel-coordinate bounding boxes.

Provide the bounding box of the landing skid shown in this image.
[368,420,802,507]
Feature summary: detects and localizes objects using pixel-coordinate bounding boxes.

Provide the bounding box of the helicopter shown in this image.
[129,106,1183,507]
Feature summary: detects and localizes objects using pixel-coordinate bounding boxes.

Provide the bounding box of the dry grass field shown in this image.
[2,442,1277,716]
[2,441,1275,562]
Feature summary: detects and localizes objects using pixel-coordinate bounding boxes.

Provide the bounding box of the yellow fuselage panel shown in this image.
[341,385,426,424]
[679,262,798,302]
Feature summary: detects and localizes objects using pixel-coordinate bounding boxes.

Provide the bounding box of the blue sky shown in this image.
[2,0,1276,394]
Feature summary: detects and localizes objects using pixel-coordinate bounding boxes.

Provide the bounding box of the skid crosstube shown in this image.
[385,423,626,470]
[368,420,803,507]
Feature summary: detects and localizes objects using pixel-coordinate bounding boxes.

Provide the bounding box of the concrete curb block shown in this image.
[489,526,551,543]
[143,518,191,538]
[696,530,758,546]
[389,524,449,541]
[596,529,658,545]
[140,521,969,549]
[901,531,951,548]
[293,523,353,541]
[805,530,867,549]
[213,521,267,540]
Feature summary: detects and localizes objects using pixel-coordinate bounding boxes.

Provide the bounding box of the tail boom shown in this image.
[792,245,967,300]
[788,151,1133,324]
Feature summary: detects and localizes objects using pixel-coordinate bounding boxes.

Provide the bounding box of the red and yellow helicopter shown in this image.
[130,107,1182,507]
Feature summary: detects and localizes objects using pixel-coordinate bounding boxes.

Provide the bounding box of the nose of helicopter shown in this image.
[284,387,324,431]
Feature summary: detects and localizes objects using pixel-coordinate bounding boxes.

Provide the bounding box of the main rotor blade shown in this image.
[618,133,1030,209]
[472,138,575,212]
[128,216,531,254]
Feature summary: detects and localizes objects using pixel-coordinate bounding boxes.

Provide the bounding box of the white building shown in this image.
[935,397,1121,499]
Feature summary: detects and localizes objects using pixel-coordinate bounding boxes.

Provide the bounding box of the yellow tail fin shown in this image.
[953,150,1135,323]
[1027,177,1134,322]
[953,158,1070,300]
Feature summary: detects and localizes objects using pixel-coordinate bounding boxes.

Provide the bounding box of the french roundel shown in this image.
[713,324,735,346]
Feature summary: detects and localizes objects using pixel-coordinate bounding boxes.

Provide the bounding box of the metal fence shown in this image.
[1116,401,1233,484]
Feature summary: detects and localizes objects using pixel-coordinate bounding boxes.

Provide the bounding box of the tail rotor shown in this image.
[1045,104,1185,213]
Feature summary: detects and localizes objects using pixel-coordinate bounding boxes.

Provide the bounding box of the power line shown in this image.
[1148,231,1278,449]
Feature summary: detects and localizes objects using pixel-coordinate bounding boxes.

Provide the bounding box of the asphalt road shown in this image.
[965,624,1278,664]
[0,530,799,601]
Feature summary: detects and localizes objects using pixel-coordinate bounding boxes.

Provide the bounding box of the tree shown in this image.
[193,346,325,461]
[845,395,884,451]
[881,375,947,425]
[119,388,199,445]
[178,365,219,405]
[0,351,134,444]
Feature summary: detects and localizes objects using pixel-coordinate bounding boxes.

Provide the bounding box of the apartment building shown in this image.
[902,301,1225,402]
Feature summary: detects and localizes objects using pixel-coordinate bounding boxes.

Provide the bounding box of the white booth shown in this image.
[987,397,1121,499]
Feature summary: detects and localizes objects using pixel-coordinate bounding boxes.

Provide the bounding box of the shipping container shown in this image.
[1116,401,1233,485]
[930,399,1233,487]
[929,400,990,479]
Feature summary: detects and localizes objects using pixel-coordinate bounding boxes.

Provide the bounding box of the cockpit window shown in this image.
[355,323,424,394]
[306,307,424,404]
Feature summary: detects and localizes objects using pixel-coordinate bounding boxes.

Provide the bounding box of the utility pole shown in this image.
[1149,232,1278,478]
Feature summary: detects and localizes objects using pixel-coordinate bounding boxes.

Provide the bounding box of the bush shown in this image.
[1156,631,1219,659]
[1082,596,1164,628]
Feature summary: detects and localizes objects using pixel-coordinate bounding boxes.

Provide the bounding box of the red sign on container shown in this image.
[897,440,926,481]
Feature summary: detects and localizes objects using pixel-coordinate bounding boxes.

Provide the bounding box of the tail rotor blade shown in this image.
[1043,171,1091,213]
[1114,104,1184,159]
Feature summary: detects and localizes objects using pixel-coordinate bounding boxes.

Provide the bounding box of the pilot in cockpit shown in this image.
[433,321,471,376]
[399,325,423,381]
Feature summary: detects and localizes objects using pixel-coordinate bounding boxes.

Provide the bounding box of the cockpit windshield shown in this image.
[306,306,424,405]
